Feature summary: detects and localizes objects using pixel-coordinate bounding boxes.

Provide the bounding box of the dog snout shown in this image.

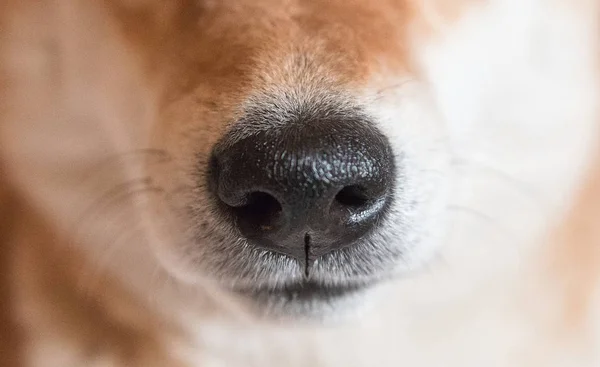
[208,108,396,265]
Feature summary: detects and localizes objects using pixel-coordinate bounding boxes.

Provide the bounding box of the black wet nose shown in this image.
[208,113,395,263]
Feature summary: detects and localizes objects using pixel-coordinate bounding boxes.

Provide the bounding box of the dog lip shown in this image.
[232,280,370,302]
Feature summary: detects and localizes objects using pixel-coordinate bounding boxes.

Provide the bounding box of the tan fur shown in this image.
[1,0,599,366]
[9,198,184,367]
[546,156,600,332]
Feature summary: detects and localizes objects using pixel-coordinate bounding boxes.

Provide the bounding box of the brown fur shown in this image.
[1,0,599,366]
[10,202,184,366]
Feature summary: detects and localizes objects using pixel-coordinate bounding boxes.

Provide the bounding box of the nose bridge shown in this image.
[247,33,365,99]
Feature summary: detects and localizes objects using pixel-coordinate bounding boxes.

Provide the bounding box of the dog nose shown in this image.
[209,114,395,263]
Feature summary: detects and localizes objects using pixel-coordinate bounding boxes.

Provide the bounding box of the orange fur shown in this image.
[1,1,599,366]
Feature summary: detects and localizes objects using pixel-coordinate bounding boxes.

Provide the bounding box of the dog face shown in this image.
[2,0,598,320]
[144,0,449,317]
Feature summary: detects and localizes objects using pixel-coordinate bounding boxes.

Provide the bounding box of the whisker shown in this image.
[445,204,531,273]
[446,204,514,239]
[147,264,168,307]
[78,148,173,188]
[92,148,172,170]
[374,79,416,96]
[419,168,446,178]
[166,183,196,197]
[77,225,144,296]
[75,184,168,296]
[71,178,165,237]
[451,158,550,213]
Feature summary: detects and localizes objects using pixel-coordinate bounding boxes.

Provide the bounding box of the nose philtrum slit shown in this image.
[304,233,311,278]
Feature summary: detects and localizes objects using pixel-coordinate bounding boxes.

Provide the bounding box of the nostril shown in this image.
[231,192,283,233]
[335,185,371,208]
[331,184,390,228]
[207,112,396,259]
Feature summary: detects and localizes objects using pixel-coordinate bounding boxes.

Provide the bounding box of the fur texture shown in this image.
[1,0,599,366]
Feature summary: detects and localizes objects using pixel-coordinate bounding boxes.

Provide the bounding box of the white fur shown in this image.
[170,1,600,366]
[3,0,598,366]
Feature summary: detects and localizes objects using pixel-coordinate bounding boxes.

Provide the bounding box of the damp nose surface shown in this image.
[208,110,396,267]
